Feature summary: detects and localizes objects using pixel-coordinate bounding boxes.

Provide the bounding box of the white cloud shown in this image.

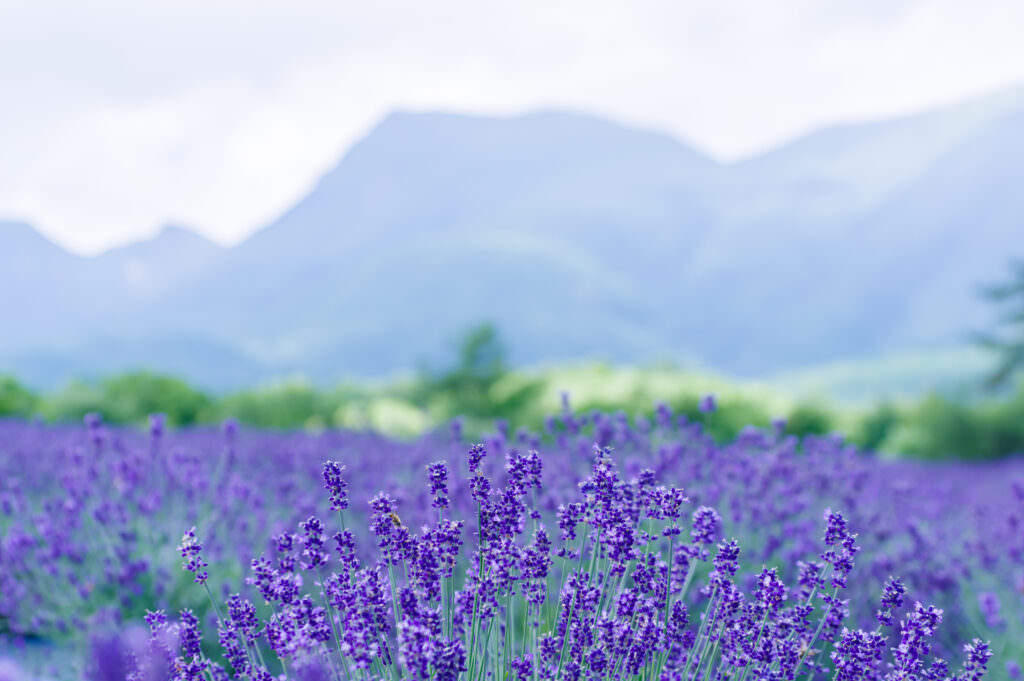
[1,0,1022,253]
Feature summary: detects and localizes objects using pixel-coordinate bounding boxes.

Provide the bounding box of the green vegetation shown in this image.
[42,373,211,427]
[854,402,902,452]
[2,323,1024,460]
[976,259,1024,389]
[880,389,1024,460]
[783,403,834,438]
[0,376,38,417]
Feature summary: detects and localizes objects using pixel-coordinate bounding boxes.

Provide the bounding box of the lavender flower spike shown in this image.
[178,526,208,584]
[698,394,717,414]
[323,460,349,511]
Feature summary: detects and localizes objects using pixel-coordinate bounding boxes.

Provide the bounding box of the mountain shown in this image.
[0,222,224,366]
[107,111,721,368]
[94,224,224,299]
[1,88,1022,389]
[728,85,1024,223]
[0,220,90,354]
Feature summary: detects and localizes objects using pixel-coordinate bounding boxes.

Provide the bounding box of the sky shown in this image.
[2,0,1024,255]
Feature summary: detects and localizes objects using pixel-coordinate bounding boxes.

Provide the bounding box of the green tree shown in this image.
[903,394,984,460]
[785,403,834,437]
[46,372,210,426]
[405,323,545,430]
[42,380,105,423]
[420,323,507,416]
[976,259,1024,389]
[101,372,211,425]
[451,322,506,387]
[855,402,902,451]
[0,376,38,417]
[216,381,326,429]
[986,384,1024,456]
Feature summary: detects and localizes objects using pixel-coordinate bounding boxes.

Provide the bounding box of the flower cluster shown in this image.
[178,527,208,584]
[131,443,994,681]
[322,459,349,512]
[0,404,1017,679]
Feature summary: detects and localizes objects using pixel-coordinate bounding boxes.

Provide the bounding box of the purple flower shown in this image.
[398,620,433,681]
[891,602,944,676]
[469,474,491,505]
[831,628,885,681]
[87,632,135,681]
[426,461,449,510]
[178,527,208,584]
[958,639,993,681]
[433,638,466,681]
[821,509,859,589]
[322,460,348,512]
[978,592,1004,628]
[655,402,673,428]
[691,506,720,546]
[510,655,533,681]
[369,493,411,564]
[247,557,277,603]
[467,443,486,474]
[274,532,298,573]
[711,539,741,588]
[144,609,167,632]
[557,502,585,543]
[179,608,203,658]
[299,516,328,570]
[755,567,786,613]
[698,394,717,414]
[798,560,825,596]
[876,576,905,627]
[1,408,1005,681]
[149,413,166,438]
[332,529,359,572]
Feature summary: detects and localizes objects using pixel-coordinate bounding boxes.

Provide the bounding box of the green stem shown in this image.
[386,563,404,680]
[664,535,676,630]
[737,611,769,681]
[466,502,487,680]
[504,592,513,681]
[793,585,839,679]
[681,585,718,681]
[319,568,347,681]
[555,527,599,681]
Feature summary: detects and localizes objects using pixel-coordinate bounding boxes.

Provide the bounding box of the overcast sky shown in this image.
[3,0,1023,254]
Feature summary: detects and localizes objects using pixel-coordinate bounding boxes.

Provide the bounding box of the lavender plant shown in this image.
[126,444,991,681]
[0,399,1020,678]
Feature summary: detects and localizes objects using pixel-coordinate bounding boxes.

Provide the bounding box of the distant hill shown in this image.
[2,87,1023,390]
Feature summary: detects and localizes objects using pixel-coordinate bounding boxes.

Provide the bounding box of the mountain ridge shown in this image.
[2,88,1022,389]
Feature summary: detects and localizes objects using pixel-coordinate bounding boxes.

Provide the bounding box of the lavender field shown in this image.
[5,2,1024,679]
[1,400,1019,680]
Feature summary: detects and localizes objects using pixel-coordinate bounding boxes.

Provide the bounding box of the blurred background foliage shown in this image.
[2,321,1023,461]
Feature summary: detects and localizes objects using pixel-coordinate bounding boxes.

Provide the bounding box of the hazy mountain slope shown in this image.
[0,220,91,352]
[1,88,1023,388]
[729,85,1024,222]
[844,109,1024,350]
[104,110,722,371]
[0,221,226,356]
[665,90,1024,371]
[0,335,263,391]
[93,224,225,299]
